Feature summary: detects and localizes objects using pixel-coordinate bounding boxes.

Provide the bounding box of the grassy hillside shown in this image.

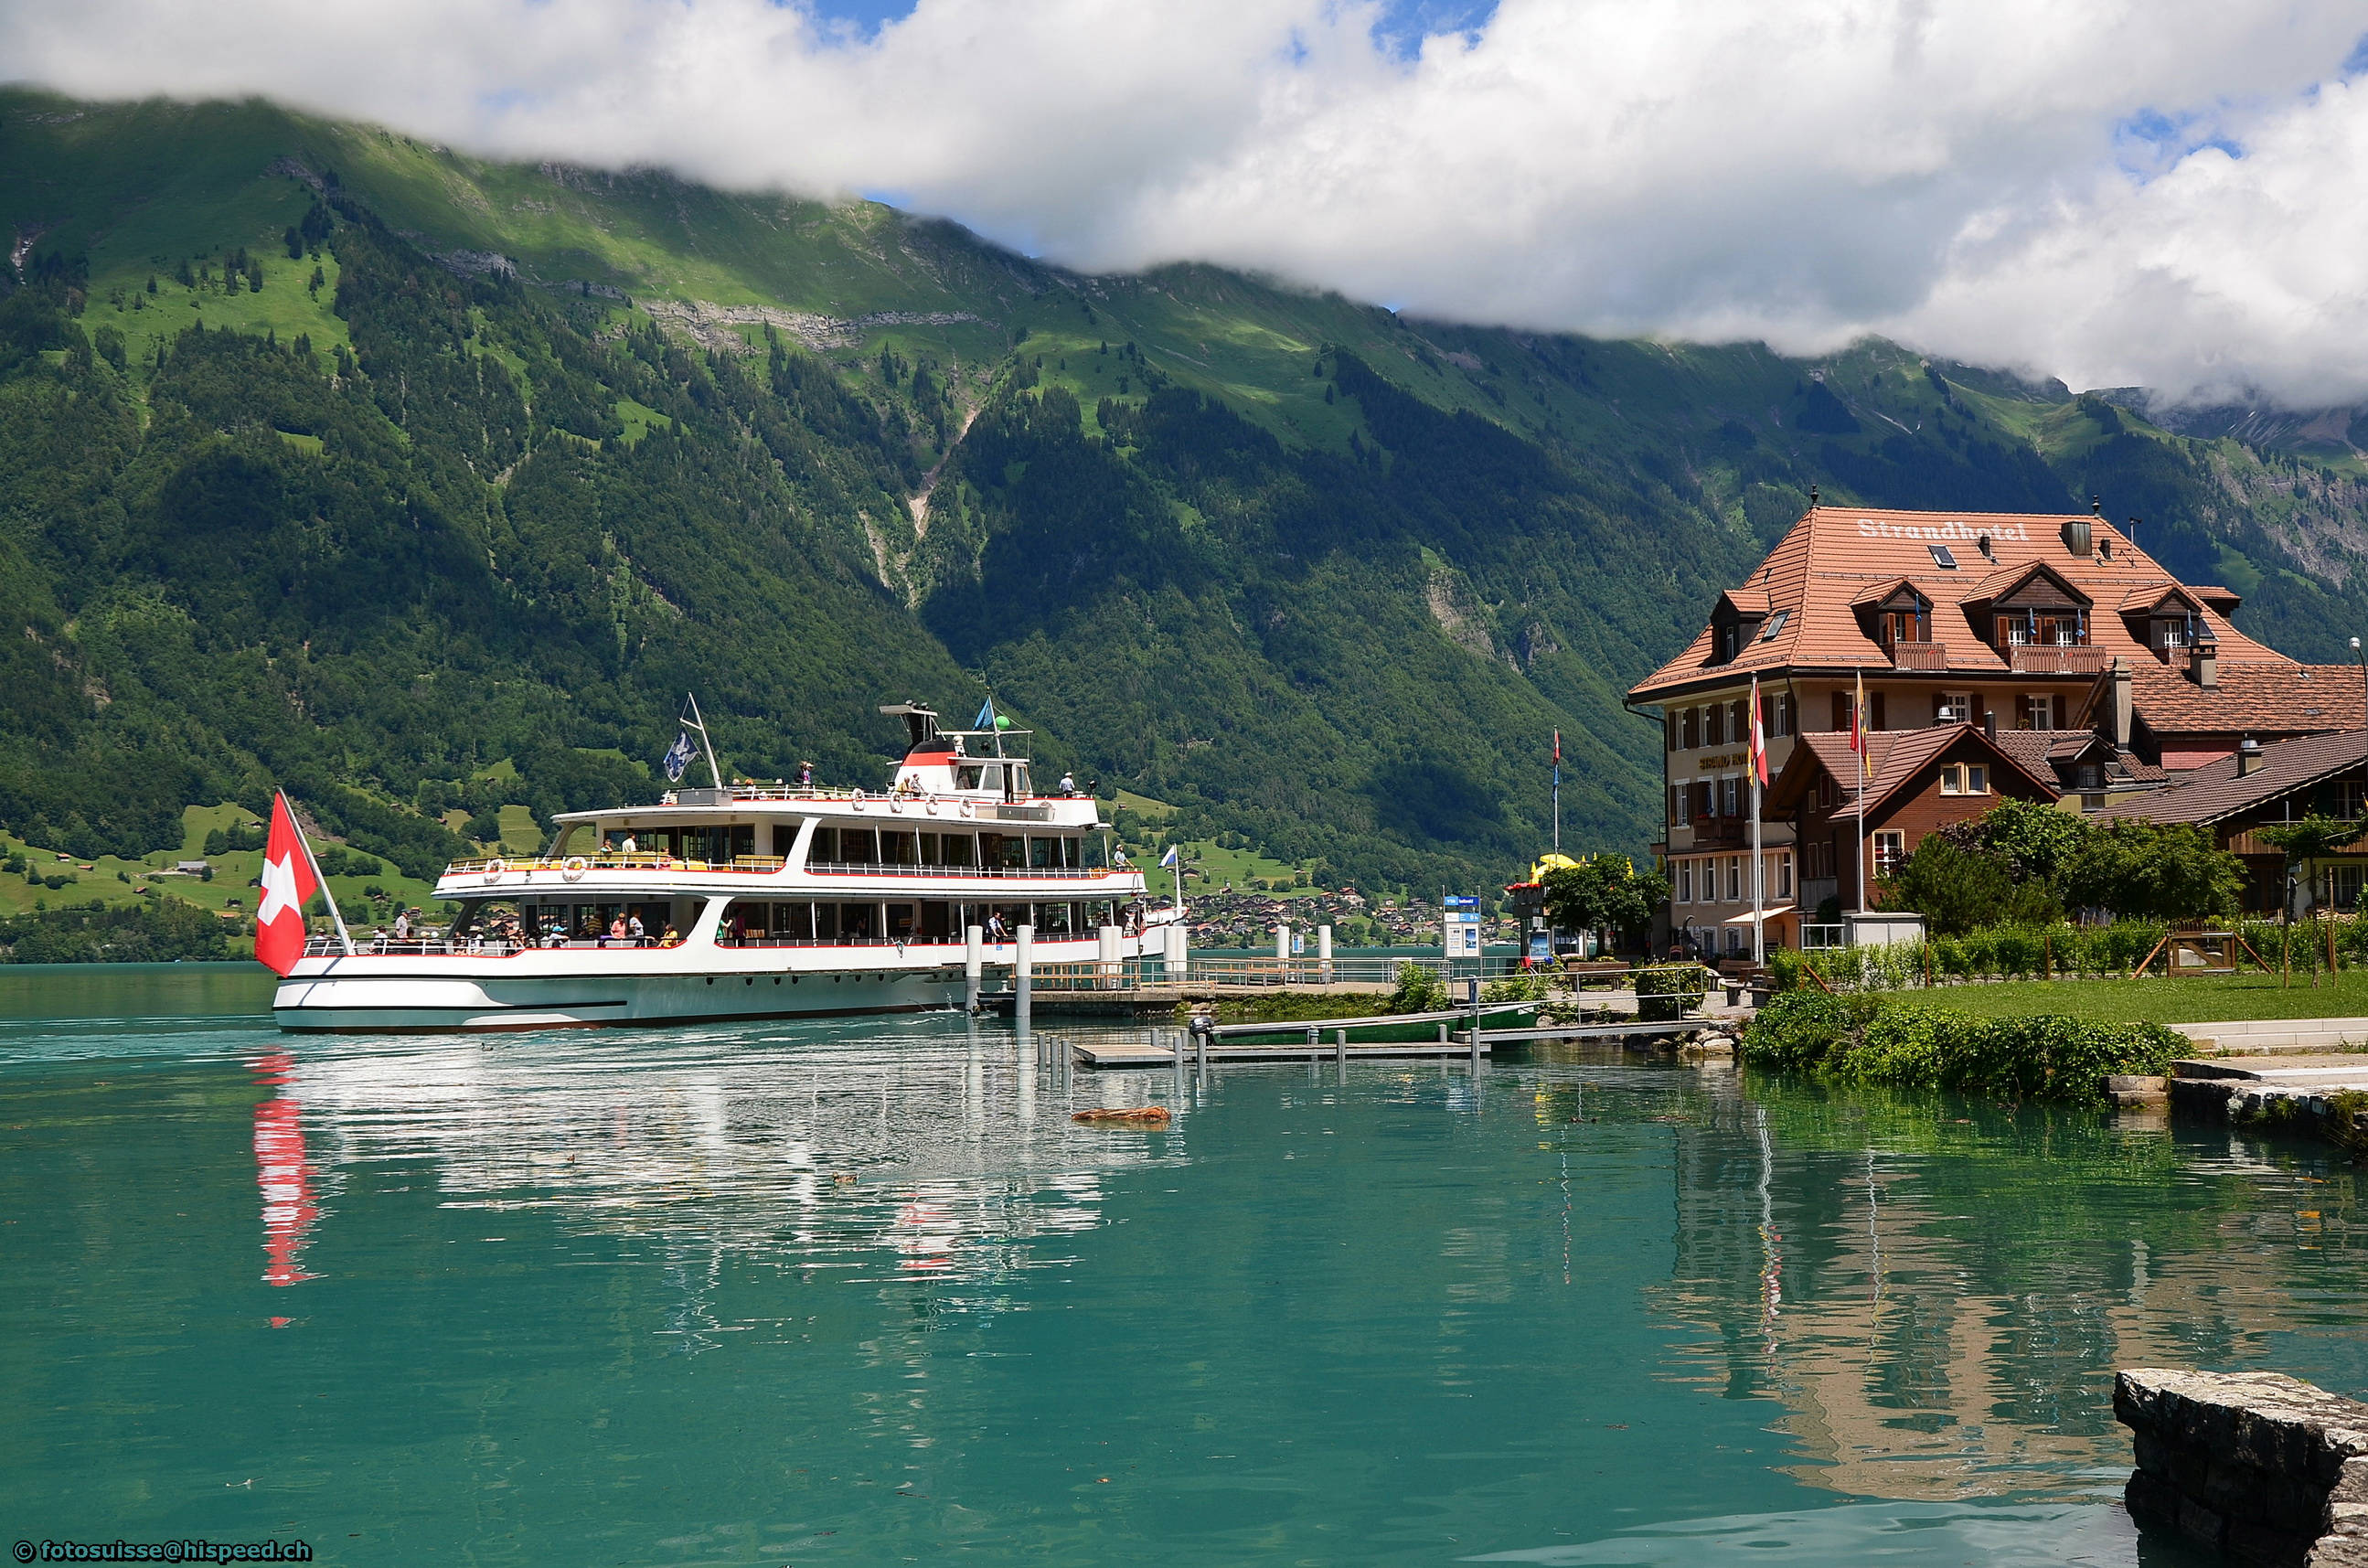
[9,88,2368,915]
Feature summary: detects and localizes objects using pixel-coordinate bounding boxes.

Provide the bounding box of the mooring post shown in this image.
[964,923,984,1011]
[1306,1023,1319,1063]
[1192,1012,1210,1075]
[1468,976,1483,1072]
[1334,1027,1347,1072]
[1015,923,1034,1034]
[1318,924,1334,985]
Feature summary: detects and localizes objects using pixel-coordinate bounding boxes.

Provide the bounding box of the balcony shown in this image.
[1684,816,1748,848]
[1887,641,1950,671]
[2009,645,2109,675]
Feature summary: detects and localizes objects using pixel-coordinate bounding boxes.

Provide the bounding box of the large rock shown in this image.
[2117,1369,2368,1566]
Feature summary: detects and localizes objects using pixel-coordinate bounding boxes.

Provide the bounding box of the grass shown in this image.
[1886,971,2368,1025]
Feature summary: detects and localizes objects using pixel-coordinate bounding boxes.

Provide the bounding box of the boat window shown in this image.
[813,902,838,941]
[942,833,976,869]
[773,825,793,859]
[811,826,837,863]
[918,833,941,866]
[977,764,1002,795]
[1034,901,1073,934]
[880,831,918,866]
[1029,836,1057,869]
[838,902,877,940]
[839,828,878,864]
[920,901,951,939]
[1009,765,1029,798]
[1064,837,1082,869]
[1087,899,1115,928]
[886,903,916,940]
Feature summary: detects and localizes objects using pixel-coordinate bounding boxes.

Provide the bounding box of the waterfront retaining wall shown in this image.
[2117,1368,2368,1565]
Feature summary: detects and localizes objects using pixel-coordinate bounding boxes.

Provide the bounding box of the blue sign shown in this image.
[1443,894,1480,910]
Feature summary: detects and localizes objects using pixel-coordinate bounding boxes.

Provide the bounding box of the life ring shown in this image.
[960,801,975,818]
[561,857,589,881]
[924,799,939,816]
[851,798,867,812]
[483,859,507,882]
[890,798,903,814]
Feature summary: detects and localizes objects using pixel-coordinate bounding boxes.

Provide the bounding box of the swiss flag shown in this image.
[254,792,320,976]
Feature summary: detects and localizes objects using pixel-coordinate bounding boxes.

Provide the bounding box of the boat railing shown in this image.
[802,861,1119,880]
[443,854,790,878]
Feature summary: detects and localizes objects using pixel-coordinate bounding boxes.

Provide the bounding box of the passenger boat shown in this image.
[272,703,1171,1032]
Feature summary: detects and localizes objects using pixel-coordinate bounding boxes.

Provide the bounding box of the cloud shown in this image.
[5,0,2366,406]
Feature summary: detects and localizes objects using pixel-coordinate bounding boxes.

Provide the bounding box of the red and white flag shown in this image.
[1748,675,1769,786]
[255,792,320,976]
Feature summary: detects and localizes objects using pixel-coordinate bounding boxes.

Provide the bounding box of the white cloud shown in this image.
[5,0,2366,406]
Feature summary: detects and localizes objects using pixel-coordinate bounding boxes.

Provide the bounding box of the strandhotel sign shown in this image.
[1857,517,2032,541]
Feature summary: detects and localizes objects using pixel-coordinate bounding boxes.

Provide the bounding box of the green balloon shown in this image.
[995,715,1013,731]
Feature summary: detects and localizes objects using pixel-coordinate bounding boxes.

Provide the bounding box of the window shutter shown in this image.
[2053,695,2067,730]
[2015,695,2032,730]
[1872,693,1887,731]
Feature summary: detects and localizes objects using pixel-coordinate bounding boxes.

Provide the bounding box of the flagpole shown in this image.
[1749,679,1765,965]
[1854,667,1869,914]
[685,693,724,789]
[1552,731,1562,855]
[281,790,354,956]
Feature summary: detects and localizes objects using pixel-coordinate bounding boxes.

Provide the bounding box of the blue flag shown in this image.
[974,698,996,730]
[661,731,696,784]
[1159,845,1180,869]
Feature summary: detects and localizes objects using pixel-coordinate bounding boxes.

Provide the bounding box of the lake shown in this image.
[5,965,2349,1564]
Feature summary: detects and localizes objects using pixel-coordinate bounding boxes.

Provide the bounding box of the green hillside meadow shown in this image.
[6,88,2368,946]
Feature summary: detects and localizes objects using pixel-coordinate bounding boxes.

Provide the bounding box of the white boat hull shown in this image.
[272,940,1125,1032]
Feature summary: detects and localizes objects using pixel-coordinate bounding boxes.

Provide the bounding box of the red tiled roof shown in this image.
[1628,507,2285,701]
[2100,731,2368,827]
[2116,659,2367,738]
[1768,723,2058,816]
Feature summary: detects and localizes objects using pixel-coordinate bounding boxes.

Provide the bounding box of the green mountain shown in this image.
[6,88,2368,900]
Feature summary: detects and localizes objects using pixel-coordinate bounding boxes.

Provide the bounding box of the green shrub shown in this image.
[1635,962,1709,1020]
[1389,960,1448,1013]
[1741,991,2182,1105]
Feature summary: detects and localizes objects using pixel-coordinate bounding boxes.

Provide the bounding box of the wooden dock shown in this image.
[1072,1017,1715,1069]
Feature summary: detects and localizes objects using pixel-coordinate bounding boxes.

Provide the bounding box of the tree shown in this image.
[1941,796,2091,887]
[1541,853,1670,949]
[2064,820,2243,923]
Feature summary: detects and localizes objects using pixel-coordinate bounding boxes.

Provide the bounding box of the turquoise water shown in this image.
[5,968,2360,1563]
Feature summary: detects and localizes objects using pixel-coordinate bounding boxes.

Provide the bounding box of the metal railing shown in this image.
[803,861,1124,880]
[443,854,788,877]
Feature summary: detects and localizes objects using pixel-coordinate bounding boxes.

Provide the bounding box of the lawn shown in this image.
[1888,971,2368,1025]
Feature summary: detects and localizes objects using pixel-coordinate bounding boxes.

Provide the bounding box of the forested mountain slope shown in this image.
[6,88,2368,895]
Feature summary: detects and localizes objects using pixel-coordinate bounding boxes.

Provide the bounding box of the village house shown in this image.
[1756,725,2060,944]
[1626,502,2357,950]
[2101,731,2368,914]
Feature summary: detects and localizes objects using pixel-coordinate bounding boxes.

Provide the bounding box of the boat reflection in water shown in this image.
[254,1016,1179,1303]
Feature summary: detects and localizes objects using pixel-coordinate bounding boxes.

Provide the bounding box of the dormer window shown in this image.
[1927,544,1958,570]
[1882,603,1930,646]
[1758,610,1789,642]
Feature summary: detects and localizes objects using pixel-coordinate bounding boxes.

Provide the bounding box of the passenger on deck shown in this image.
[1059,771,1076,795]
[394,909,411,942]
[987,912,1008,943]
[797,761,815,789]
[621,834,638,856]
[627,912,645,945]
[659,925,681,947]
[608,915,629,946]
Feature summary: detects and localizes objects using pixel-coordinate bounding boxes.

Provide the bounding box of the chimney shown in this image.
[2061,517,2093,557]
[2192,639,2218,688]
[1977,533,1993,560]
[2109,657,2134,748]
[2236,736,2263,777]
[1982,710,1997,742]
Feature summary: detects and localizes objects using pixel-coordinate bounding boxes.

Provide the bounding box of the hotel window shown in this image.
[1831,691,1851,731]
[1725,855,1744,901]
[1927,543,1958,569]
[1882,606,1929,645]
[1996,613,2032,647]
[1677,859,1693,903]
[2340,782,2368,818]
[1758,610,1789,642]
[1935,692,1975,724]
[1669,784,1690,827]
[1939,763,1989,795]
[2015,694,2065,731]
[1765,691,1793,738]
[1720,776,1740,817]
[1872,831,1906,875]
[1776,851,1795,900]
[1682,707,1700,749]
